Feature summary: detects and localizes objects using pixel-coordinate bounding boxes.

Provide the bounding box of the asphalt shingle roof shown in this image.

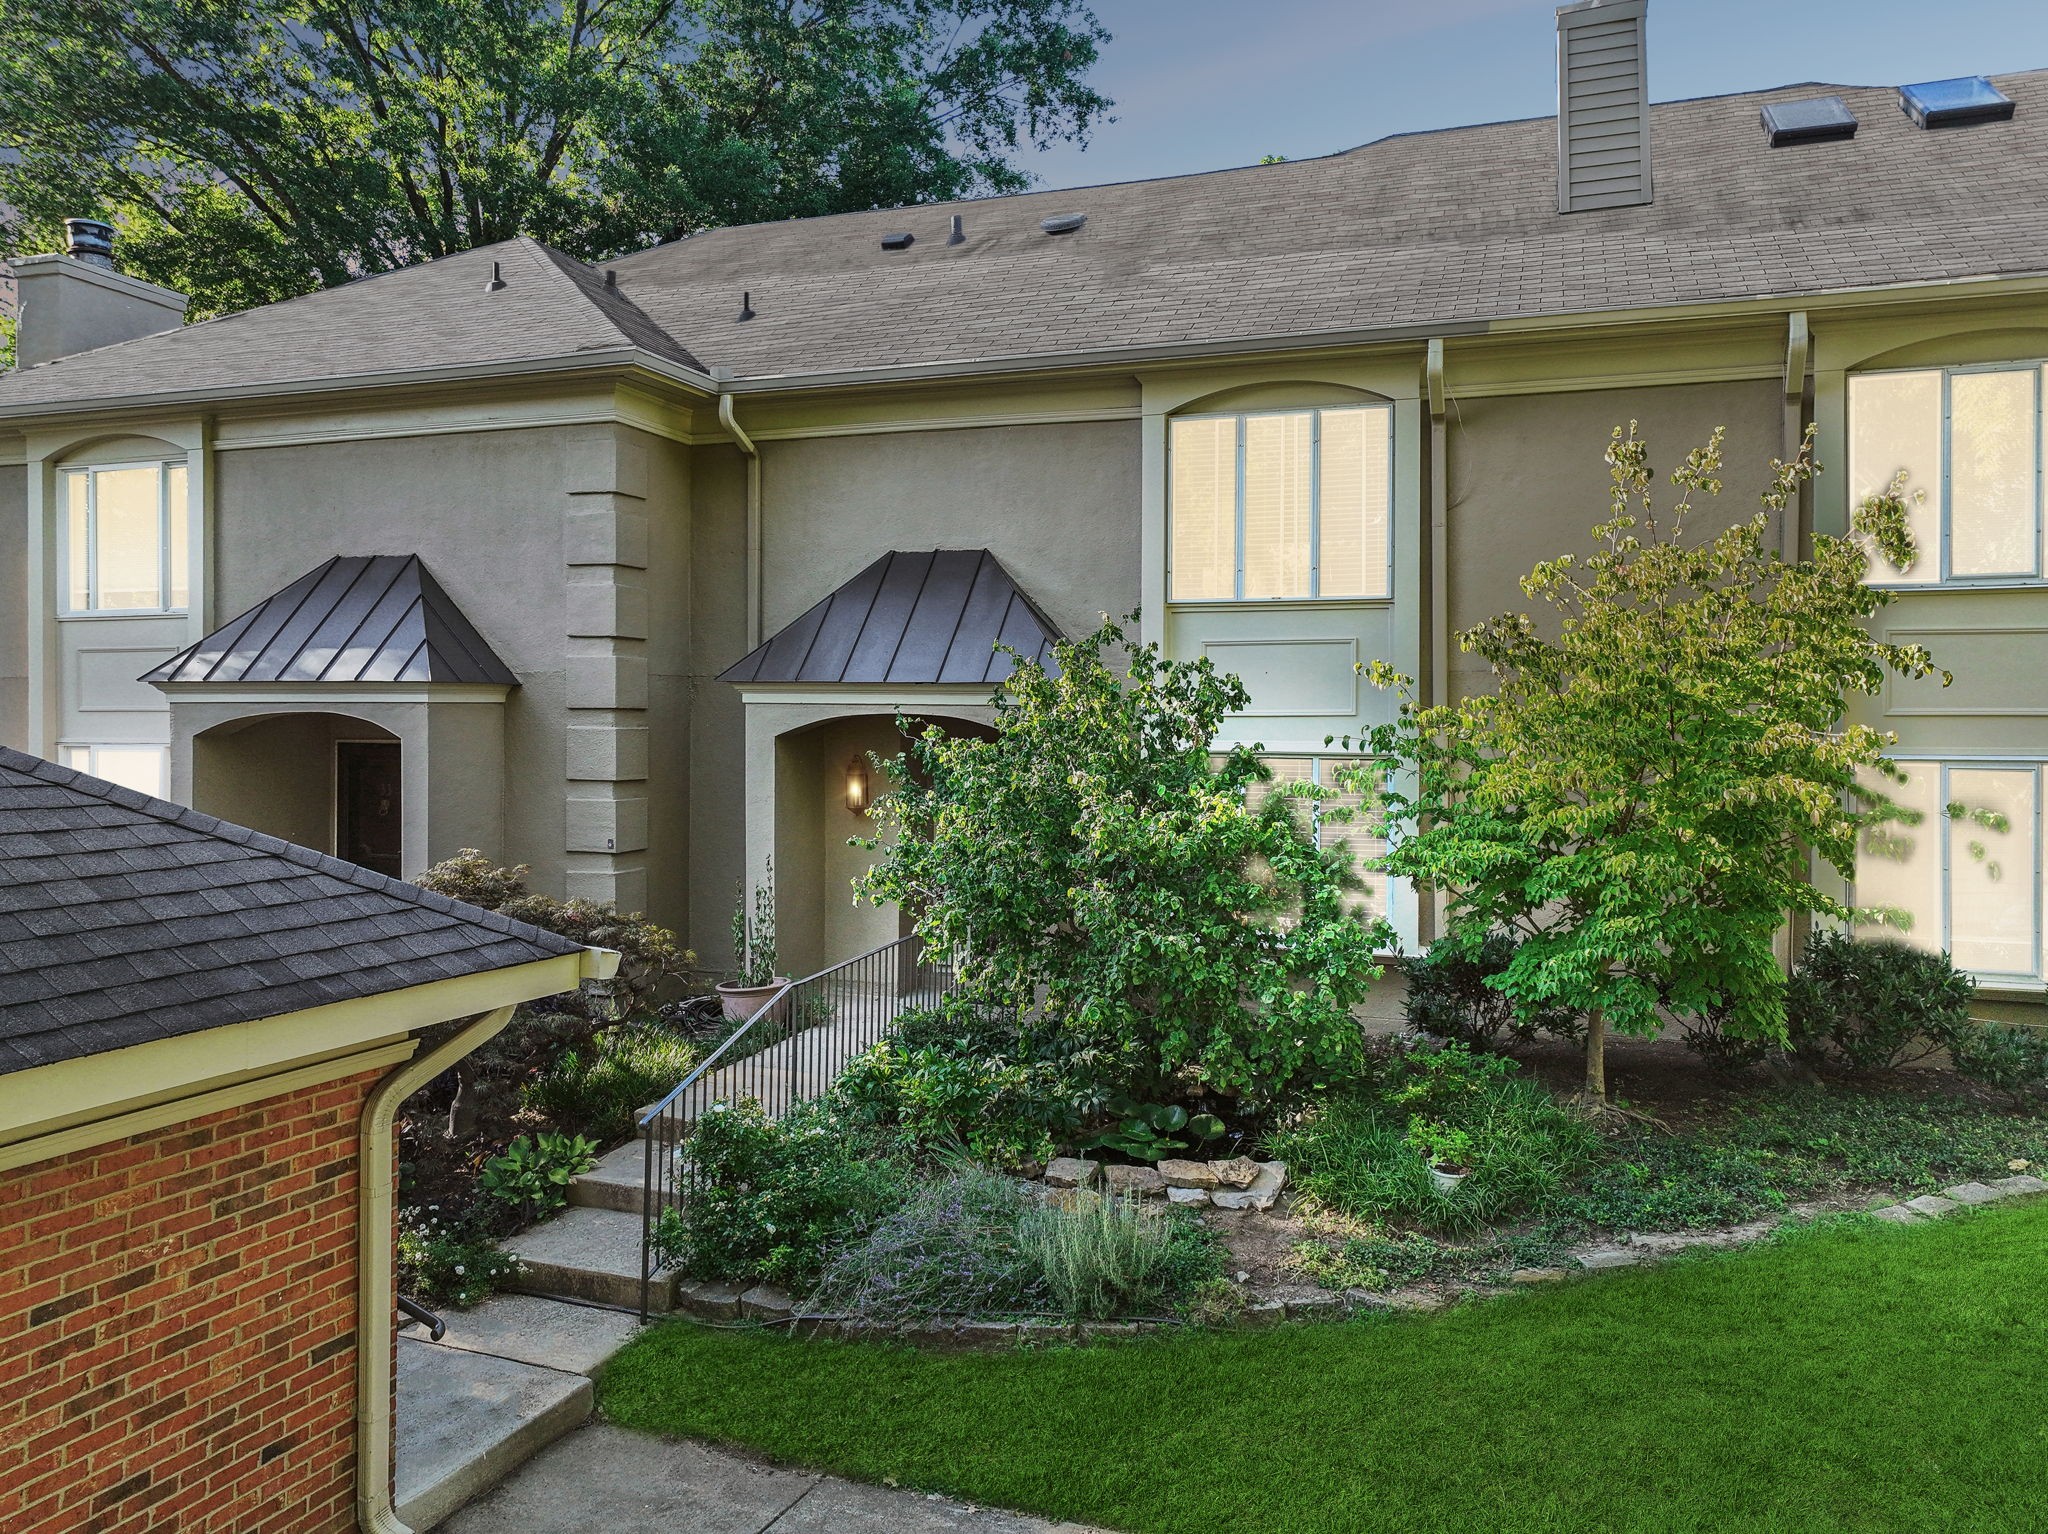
[0,71,2044,407]
[719,549,1061,686]
[0,748,584,1075]
[145,555,518,686]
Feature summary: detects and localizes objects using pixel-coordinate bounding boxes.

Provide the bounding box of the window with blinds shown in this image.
[1169,406,1392,602]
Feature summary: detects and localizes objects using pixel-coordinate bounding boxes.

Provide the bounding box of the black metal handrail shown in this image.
[636,934,961,1319]
[397,1294,446,1342]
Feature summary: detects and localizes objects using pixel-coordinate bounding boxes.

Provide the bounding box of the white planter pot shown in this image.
[717,978,791,1023]
[1429,1165,1469,1197]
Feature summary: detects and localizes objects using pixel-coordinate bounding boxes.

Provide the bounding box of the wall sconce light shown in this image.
[845,756,869,814]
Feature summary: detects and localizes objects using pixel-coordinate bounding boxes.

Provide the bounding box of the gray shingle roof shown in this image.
[0,748,583,1075]
[145,555,518,686]
[719,549,1060,686]
[1,70,2046,408]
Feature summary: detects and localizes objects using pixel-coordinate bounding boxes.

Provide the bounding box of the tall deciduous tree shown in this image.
[859,619,1389,1104]
[1349,426,1945,1106]
[0,0,1111,317]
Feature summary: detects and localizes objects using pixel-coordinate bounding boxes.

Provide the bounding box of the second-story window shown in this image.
[62,461,190,614]
[1850,365,2043,584]
[1169,405,1392,601]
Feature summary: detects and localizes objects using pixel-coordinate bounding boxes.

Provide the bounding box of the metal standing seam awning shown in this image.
[143,555,517,687]
[718,549,1062,687]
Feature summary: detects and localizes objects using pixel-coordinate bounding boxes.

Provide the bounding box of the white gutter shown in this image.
[718,391,764,648]
[354,945,617,1534]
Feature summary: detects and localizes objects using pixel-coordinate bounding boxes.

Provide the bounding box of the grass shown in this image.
[603,1200,2048,1534]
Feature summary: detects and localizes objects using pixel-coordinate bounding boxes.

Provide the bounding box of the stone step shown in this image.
[402,1294,643,1378]
[503,1206,677,1313]
[394,1336,591,1532]
[568,1139,652,1214]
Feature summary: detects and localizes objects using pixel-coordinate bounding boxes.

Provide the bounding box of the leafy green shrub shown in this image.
[1784,932,1974,1071]
[1085,1096,1226,1163]
[525,1024,697,1144]
[1017,1192,1215,1320]
[808,1169,1049,1321]
[478,1132,599,1221]
[1676,999,1775,1071]
[1950,1021,2048,1094]
[398,1207,521,1308]
[1402,932,1580,1049]
[657,1099,910,1291]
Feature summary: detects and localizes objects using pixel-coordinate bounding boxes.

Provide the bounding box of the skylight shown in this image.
[1761,95,1858,147]
[1899,76,2015,129]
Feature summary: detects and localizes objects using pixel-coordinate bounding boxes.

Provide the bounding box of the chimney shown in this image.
[1556,0,1652,214]
[11,219,188,369]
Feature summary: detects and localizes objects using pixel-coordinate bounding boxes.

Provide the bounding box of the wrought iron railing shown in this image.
[636,933,961,1319]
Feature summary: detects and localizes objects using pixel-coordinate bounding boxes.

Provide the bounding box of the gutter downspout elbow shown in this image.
[718,392,763,649]
[355,1003,520,1534]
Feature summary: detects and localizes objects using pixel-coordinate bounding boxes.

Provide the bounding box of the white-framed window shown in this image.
[1169,405,1392,602]
[61,460,190,614]
[1849,364,2044,584]
[1245,753,1393,923]
[1854,758,2043,983]
[59,743,170,799]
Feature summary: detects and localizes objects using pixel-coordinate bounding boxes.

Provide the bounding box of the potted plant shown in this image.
[718,859,788,1021]
[1406,1116,1473,1196]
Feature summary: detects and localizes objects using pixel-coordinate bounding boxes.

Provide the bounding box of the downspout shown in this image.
[355,952,616,1534]
[718,391,763,649]
[1421,338,1450,949]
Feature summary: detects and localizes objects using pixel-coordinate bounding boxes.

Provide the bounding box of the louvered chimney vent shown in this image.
[1556,0,1651,214]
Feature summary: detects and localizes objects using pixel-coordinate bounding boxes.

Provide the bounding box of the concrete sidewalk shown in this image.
[439,1421,1107,1534]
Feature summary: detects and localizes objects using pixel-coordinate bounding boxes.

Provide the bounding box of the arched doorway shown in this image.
[191,712,403,875]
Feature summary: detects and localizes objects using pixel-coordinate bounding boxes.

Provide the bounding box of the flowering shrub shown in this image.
[808,1169,1049,1321]
[398,1206,521,1308]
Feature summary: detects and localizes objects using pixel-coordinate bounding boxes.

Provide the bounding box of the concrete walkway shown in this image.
[439,1422,1107,1534]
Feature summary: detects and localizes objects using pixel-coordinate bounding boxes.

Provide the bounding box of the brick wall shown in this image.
[1,1069,383,1534]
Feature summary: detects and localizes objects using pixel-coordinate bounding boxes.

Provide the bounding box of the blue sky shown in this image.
[1014,0,2048,190]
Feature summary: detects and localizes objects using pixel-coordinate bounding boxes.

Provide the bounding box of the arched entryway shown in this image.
[191,712,405,874]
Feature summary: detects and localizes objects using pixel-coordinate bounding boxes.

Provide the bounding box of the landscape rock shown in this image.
[1869,1205,1922,1225]
[1991,1174,2048,1197]
[1166,1185,1211,1206]
[1240,1301,1288,1327]
[956,1320,1017,1348]
[789,1311,851,1339]
[1158,1158,1220,1190]
[737,1285,797,1321]
[1943,1181,2004,1206]
[1576,1248,1643,1271]
[1509,1268,1568,1285]
[1387,1292,1444,1313]
[1904,1193,1960,1218]
[1211,1161,1287,1211]
[1102,1164,1166,1199]
[1081,1321,1139,1341]
[1209,1156,1261,1189]
[1285,1295,1344,1321]
[1044,1157,1100,1190]
[679,1280,748,1320]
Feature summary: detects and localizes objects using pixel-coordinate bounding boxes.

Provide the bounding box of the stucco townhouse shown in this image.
[3,1,2047,1007]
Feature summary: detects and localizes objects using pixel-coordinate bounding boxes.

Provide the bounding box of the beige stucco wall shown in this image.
[686,442,750,969]
[1443,378,1784,701]
[0,463,25,749]
[191,712,394,851]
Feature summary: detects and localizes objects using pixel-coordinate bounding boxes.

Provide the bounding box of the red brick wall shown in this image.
[1,1069,382,1534]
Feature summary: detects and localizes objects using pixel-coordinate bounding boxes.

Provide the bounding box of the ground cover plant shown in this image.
[1347,427,1946,1104]
[604,1200,2048,1533]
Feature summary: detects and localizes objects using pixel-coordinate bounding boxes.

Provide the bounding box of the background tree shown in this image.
[859,618,1389,1105]
[1349,426,1944,1107]
[0,0,1111,317]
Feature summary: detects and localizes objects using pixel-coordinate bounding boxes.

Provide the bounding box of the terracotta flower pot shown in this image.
[717,978,791,1023]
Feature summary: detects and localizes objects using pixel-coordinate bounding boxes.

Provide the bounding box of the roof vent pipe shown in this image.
[737,290,755,321]
[64,218,117,270]
[948,214,965,245]
[484,261,505,292]
[1556,0,1652,213]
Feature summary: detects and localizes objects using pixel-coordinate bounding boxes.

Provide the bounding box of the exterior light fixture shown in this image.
[845,757,869,814]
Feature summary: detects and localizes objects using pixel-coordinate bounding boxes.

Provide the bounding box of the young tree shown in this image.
[858,618,1389,1104]
[0,0,1112,317]
[1350,426,1944,1106]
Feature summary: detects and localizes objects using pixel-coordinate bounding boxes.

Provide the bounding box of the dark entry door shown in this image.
[336,741,403,877]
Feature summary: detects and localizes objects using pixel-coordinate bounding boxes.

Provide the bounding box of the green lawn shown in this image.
[602,1201,2048,1534]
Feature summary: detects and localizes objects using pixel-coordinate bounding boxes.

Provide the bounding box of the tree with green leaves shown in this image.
[1347,426,1945,1107]
[0,0,1112,317]
[858,618,1389,1105]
